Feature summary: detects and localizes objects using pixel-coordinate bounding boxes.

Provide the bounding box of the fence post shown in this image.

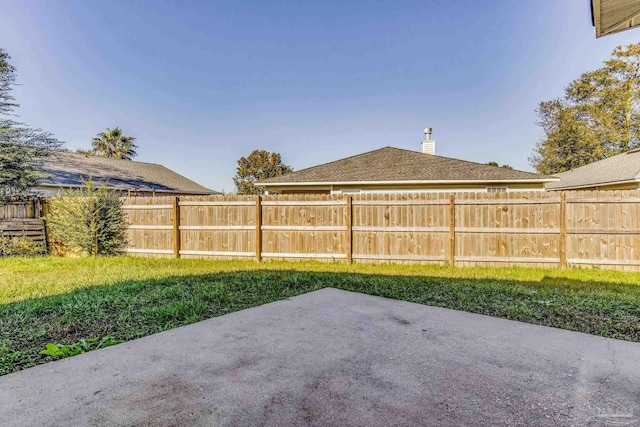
[173,196,180,258]
[559,191,567,268]
[346,195,353,264]
[449,194,456,266]
[255,195,262,262]
[34,198,41,219]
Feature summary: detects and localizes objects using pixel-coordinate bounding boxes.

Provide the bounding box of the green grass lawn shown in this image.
[1,256,640,376]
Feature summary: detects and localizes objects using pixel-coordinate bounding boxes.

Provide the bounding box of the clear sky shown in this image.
[1,0,640,192]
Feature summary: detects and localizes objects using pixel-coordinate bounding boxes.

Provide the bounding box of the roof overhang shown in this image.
[546,177,640,191]
[592,0,640,38]
[258,178,558,187]
[37,184,215,195]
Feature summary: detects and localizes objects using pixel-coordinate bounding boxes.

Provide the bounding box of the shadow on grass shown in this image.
[2,269,639,375]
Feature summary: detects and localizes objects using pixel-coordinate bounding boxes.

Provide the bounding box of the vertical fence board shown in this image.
[559,192,567,268]
[255,195,262,261]
[449,194,455,265]
[173,196,180,258]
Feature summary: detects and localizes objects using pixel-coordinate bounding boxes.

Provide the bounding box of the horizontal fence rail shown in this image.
[0,201,46,255]
[19,189,640,270]
[0,219,47,254]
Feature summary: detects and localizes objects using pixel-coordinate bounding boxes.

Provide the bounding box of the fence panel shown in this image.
[0,202,35,220]
[454,191,561,268]
[565,189,640,270]
[179,195,256,259]
[26,191,640,270]
[261,194,347,260]
[0,219,47,254]
[121,196,174,257]
[352,193,449,263]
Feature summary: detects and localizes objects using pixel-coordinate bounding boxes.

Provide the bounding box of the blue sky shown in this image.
[1,0,639,192]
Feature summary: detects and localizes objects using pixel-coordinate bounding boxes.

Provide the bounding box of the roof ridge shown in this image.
[399,147,544,177]
[260,146,551,185]
[289,146,543,178]
[61,150,166,168]
[279,146,397,176]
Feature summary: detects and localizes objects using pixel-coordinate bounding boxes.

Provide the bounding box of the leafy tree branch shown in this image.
[531,43,640,174]
[233,150,293,195]
[0,49,61,202]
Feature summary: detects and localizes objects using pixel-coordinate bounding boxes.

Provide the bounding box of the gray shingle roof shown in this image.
[41,151,217,194]
[259,147,552,185]
[545,149,640,190]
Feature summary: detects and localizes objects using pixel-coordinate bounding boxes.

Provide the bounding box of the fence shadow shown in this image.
[2,268,639,375]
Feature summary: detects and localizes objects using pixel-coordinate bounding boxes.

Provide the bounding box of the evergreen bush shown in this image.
[47,180,127,256]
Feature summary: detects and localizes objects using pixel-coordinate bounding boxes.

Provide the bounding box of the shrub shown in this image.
[0,236,46,256]
[46,180,127,256]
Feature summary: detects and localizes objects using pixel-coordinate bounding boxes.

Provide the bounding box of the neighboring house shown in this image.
[546,148,640,191]
[38,151,218,196]
[258,129,556,195]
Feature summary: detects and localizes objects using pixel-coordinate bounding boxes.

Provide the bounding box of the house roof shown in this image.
[592,0,640,38]
[41,151,217,194]
[259,147,553,186]
[546,148,640,190]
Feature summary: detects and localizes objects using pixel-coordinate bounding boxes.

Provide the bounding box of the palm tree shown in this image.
[91,127,137,160]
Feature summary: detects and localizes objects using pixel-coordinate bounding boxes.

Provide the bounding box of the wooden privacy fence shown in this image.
[119,190,640,270]
[0,200,38,220]
[0,219,47,251]
[0,200,46,254]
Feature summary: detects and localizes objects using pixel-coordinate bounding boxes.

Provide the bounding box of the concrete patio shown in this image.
[1,288,639,426]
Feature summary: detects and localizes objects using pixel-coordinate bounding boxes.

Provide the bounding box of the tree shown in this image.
[47,179,127,256]
[486,161,513,169]
[233,150,293,195]
[531,101,603,174]
[0,49,61,202]
[531,43,640,174]
[91,127,137,160]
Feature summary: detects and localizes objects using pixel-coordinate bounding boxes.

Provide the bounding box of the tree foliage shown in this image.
[0,49,60,202]
[47,180,128,256]
[233,150,293,195]
[531,43,640,174]
[485,161,513,169]
[90,127,137,160]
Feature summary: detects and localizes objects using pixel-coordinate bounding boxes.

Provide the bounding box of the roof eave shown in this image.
[258,178,558,187]
[38,184,216,195]
[546,177,640,191]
